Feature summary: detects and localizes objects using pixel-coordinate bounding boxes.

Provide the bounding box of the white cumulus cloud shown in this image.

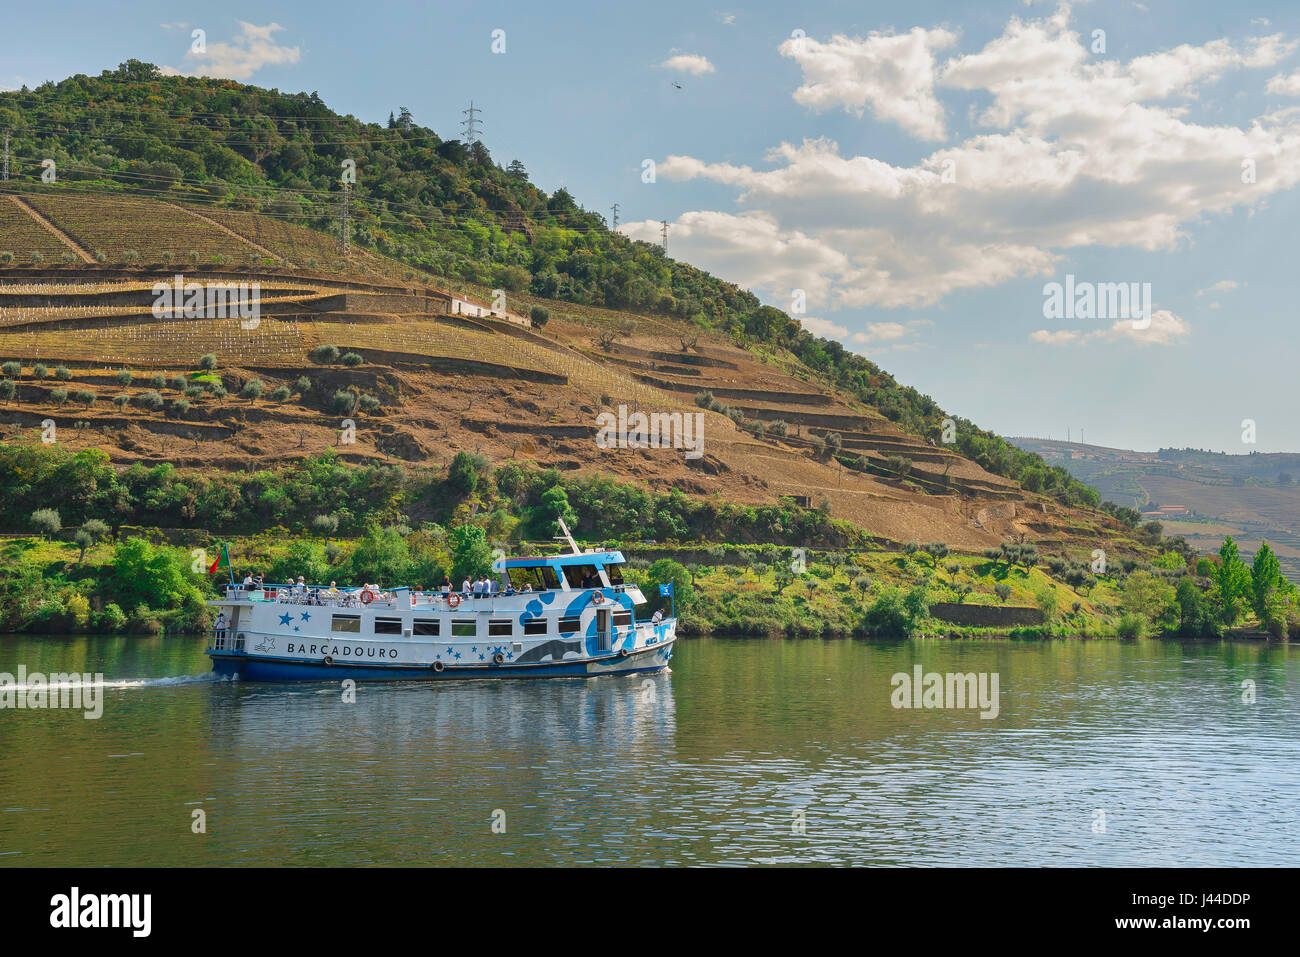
[650,5,1300,318]
[161,21,301,80]
[660,53,715,76]
[779,27,958,141]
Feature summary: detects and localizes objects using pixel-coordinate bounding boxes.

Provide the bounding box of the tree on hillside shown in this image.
[1122,570,1175,628]
[446,451,482,497]
[1250,541,1294,636]
[448,524,493,582]
[922,542,949,568]
[1216,537,1253,626]
[1174,578,1219,637]
[31,508,61,539]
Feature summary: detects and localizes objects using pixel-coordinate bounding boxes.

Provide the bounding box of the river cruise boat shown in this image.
[205,525,676,681]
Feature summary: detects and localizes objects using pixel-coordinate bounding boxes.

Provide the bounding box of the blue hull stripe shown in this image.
[209,643,674,682]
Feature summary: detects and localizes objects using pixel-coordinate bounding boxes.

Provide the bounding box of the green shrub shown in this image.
[1116,612,1147,638]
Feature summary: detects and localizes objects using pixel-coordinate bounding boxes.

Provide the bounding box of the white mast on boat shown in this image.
[555,516,583,555]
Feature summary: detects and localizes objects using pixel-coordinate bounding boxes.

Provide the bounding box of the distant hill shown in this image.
[1011,437,1300,580]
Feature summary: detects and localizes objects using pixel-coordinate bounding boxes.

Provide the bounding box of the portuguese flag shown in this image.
[207,543,231,577]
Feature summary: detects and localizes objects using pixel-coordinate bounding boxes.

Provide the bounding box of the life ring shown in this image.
[447,593,461,608]
[492,652,505,665]
[592,592,606,605]
[322,655,334,666]
[431,660,445,673]
[359,589,375,605]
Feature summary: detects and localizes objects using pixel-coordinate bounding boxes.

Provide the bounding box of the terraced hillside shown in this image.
[0,191,1146,557]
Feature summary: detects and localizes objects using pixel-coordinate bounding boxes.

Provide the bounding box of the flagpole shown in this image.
[224,543,234,585]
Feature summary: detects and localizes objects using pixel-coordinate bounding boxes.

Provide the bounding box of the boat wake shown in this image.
[2,672,233,693]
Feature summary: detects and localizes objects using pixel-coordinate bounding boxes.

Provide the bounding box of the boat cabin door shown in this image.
[596,608,611,652]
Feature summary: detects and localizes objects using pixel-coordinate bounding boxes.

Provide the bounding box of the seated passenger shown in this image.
[651,609,664,625]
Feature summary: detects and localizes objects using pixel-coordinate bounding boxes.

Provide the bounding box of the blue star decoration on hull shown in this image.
[300,612,311,621]
[279,613,293,626]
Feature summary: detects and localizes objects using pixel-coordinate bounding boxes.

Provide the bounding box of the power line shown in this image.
[340,183,350,254]
[460,101,482,144]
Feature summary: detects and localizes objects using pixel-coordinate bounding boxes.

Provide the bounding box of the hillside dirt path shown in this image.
[8,195,95,263]
[160,201,293,267]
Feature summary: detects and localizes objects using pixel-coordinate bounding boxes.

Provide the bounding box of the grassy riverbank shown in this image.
[3,526,1295,641]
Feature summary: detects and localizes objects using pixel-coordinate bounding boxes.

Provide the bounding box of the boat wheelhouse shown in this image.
[205,525,675,681]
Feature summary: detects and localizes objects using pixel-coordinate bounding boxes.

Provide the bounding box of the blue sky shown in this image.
[4,0,1299,453]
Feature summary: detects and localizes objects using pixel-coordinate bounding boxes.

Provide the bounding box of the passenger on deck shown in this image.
[651,609,663,625]
[440,577,451,595]
[462,577,472,598]
[214,613,228,642]
[522,583,533,592]
[252,572,264,587]
[243,572,254,588]
[327,582,341,599]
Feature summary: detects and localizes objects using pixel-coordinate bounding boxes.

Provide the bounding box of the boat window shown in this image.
[522,619,547,636]
[413,619,439,636]
[374,617,402,635]
[557,616,582,634]
[488,620,513,637]
[562,564,600,588]
[331,615,361,633]
[507,565,562,591]
[613,611,632,627]
[606,564,624,585]
[451,619,477,638]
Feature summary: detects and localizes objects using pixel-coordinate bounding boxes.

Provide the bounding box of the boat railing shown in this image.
[217,583,634,610]
[208,629,245,654]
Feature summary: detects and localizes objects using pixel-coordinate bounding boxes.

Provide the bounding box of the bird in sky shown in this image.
[671,81,683,89]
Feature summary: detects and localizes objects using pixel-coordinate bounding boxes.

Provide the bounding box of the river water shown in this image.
[0,634,1296,866]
